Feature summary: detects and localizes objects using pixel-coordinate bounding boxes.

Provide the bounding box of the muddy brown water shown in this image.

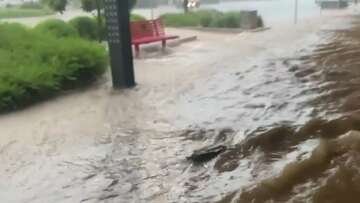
[207,17,360,203]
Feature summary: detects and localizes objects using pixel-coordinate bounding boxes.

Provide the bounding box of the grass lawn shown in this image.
[0,8,54,19]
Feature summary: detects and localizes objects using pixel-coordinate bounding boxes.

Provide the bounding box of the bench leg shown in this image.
[134,45,140,58]
[162,40,166,51]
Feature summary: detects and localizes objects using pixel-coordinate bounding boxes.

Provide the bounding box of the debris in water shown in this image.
[187,145,227,163]
[98,194,119,201]
[107,179,119,188]
[82,174,97,181]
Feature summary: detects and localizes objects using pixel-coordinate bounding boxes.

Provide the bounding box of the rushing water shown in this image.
[180,13,360,203]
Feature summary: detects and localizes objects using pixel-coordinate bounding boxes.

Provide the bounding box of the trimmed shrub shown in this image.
[198,10,222,27]
[210,12,241,28]
[69,16,98,41]
[34,19,78,38]
[161,12,200,27]
[0,23,108,112]
[161,10,265,29]
[199,16,212,27]
[161,10,241,28]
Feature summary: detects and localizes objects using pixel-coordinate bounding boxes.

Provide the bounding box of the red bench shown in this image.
[130,18,179,57]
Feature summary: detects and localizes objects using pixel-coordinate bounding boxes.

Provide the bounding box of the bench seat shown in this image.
[131,19,179,57]
[132,35,179,45]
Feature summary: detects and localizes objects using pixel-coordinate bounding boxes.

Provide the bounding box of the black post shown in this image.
[104,0,136,88]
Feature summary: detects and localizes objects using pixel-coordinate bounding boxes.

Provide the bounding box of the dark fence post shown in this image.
[104,0,136,88]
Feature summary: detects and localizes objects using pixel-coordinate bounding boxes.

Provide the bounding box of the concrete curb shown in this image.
[140,35,198,54]
[176,26,270,34]
[181,27,244,34]
[169,36,198,47]
[246,27,271,33]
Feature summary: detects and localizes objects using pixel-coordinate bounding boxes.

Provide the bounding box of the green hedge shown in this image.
[161,10,264,29]
[0,23,108,112]
[34,19,78,38]
[209,12,241,28]
[161,12,203,27]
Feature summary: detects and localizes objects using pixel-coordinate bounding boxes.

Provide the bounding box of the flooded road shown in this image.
[2,3,360,203]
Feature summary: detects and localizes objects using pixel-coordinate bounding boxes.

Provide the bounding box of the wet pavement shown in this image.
[1,3,360,203]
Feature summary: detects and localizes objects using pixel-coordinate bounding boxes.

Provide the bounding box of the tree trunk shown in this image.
[95,0,102,42]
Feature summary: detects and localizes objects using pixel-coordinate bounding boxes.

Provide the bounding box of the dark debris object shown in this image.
[187,145,227,163]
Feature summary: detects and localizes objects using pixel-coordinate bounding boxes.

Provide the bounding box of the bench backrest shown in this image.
[130,18,166,40]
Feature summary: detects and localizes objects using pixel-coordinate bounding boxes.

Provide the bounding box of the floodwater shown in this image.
[202,17,360,202]
[2,2,360,203]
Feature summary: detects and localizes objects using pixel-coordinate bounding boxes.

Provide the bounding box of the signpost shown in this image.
[104,0,136,88]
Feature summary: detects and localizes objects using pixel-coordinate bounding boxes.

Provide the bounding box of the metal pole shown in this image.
[104,0,136,88]
[294,0,298,24]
